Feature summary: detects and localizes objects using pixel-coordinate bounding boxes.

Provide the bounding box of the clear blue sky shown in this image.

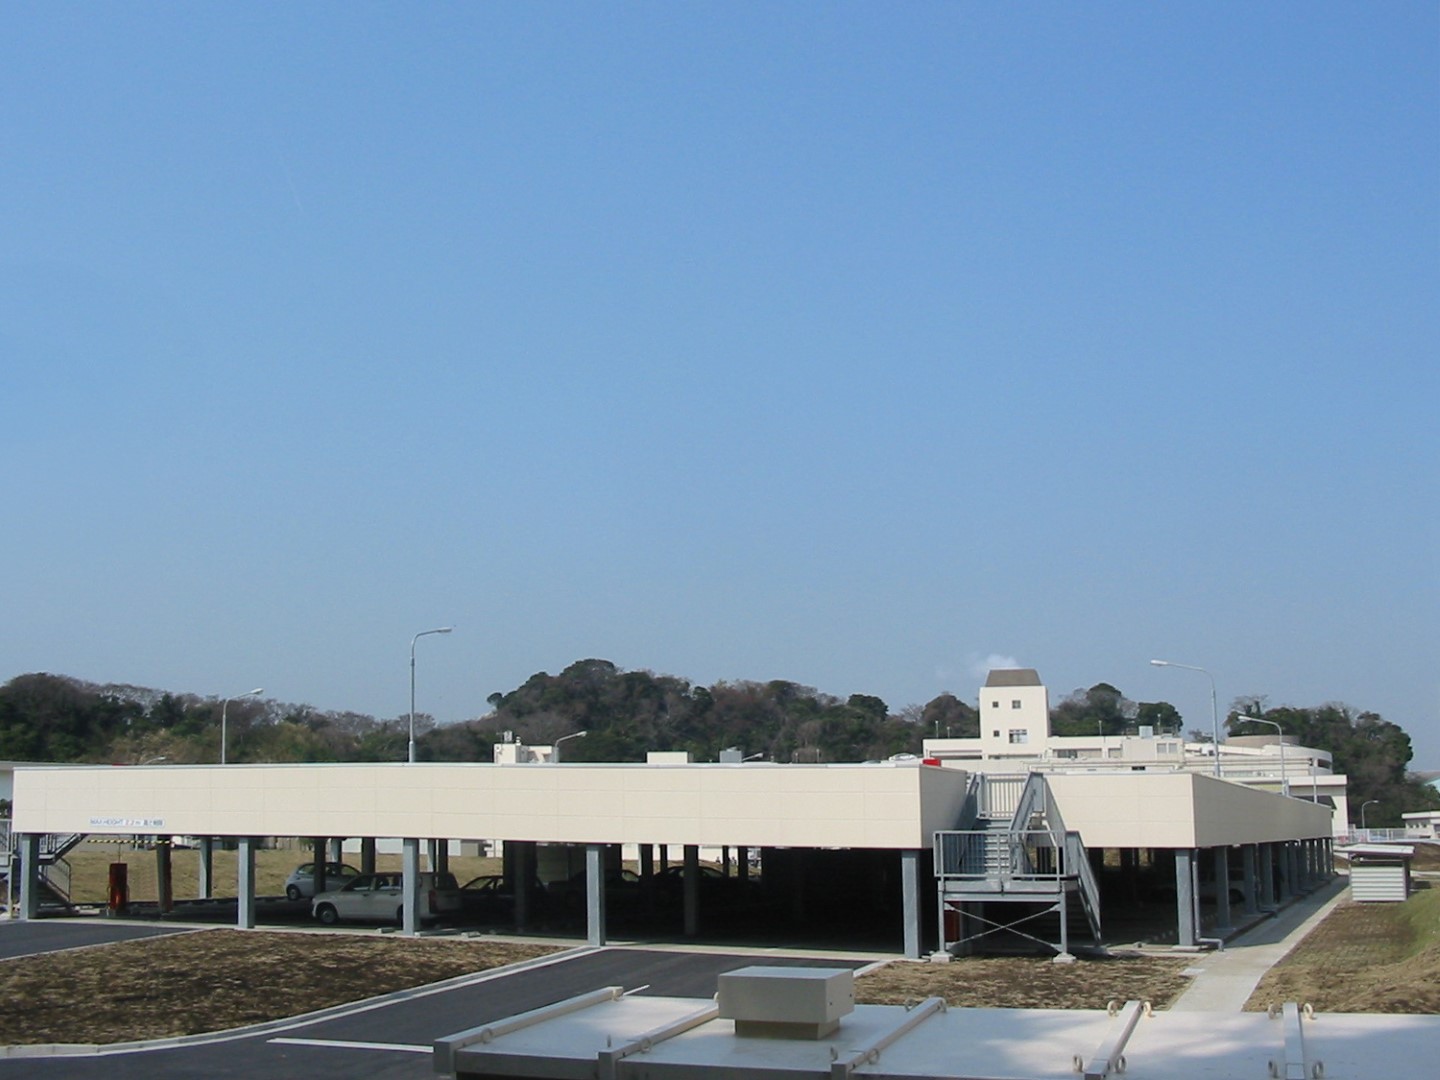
[3,4,1436,763]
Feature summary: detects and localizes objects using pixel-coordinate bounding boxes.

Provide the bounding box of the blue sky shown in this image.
[3,3,1436,764]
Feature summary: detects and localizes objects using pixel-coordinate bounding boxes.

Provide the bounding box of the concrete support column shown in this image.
[1175,848,1198,947]
[1241,844,1259,916]
[360,837,377,874]
[585,843,607,947]
[683,844,700,938]
[197,837,215,900]
[639,844,655,916]
[402,837,421,935]
[901,849,922,960]
[1213,847,1232,933]
[1259,843,1276,909]
[328,838,343,863]
[737,846,750,884]
[790,852,807,922]
[722,846,731,877]
[236,838,257,929]
[311,838,329,896]
[513,841,534,930]
[1277,842,1293,902]
[155,838,174,913]
[17,834,40,920]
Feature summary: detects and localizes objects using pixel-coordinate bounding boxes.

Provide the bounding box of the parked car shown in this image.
[545,867,648,923]
[284,861,361,901]
[311,871,462,926]
[458,874,548,921]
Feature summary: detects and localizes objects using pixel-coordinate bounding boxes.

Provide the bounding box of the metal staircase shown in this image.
[2,823,85,912]
[933,773,1102,957]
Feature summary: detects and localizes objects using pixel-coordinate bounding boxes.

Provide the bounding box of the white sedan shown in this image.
[311,871,462,926]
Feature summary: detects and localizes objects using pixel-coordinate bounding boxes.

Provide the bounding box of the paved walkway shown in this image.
[1168,876,1350,1012]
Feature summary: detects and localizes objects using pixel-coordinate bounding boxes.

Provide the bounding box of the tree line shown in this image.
[1,662,1433,824]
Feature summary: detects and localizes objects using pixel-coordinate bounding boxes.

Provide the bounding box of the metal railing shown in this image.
[977,774,1027,819]
[935,828,1069,883]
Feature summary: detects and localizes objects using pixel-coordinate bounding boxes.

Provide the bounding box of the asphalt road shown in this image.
[0,919,195,961]
[0,937,869,1079]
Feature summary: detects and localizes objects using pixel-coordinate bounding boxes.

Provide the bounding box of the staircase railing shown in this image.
[978,774,1027,819]
[39,834,86,863]
[1066,831,1102,940]
[938,772,1103,945]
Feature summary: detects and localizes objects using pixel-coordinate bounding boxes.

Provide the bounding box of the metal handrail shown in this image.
[935,829,1067,881]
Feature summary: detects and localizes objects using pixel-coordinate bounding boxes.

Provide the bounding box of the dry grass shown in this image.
[856,954,1192,1011]
[1245,884,1440,1014]
[0,929,560,1045]
[54,844,503,905]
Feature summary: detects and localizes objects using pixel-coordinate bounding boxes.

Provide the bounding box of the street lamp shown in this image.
[220,688,264,765]
[409,627,453,763]
[553,730,588,763]
[1243,715,1288,797]
[1150,659,1221,777]
[1360,799,1381,833]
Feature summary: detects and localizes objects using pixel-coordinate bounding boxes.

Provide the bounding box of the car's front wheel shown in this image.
[286,885,303,901]
[315,904,339,926]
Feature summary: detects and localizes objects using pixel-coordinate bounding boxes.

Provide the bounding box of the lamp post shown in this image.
[1150,659,1221,777]
[553,730,587,763]
[1245,716,1288,797]
[409,627,453,763]
[220,688,264,765]
[1360,799,1380,834]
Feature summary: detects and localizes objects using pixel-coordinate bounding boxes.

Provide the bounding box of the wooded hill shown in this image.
[1,660,1434,825]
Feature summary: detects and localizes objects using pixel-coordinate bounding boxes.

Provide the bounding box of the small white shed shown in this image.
[1344,844,1414,903]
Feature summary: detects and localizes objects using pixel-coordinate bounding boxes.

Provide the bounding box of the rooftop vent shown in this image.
[716,966,854,1040]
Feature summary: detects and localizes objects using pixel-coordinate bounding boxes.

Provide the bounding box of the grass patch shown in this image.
[53,845,504,905]
[1246,885,1440,1013]
[856,954,1192,1011]
[0,929,561,1045]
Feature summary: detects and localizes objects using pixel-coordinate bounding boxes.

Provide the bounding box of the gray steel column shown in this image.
[737,846,749,883]
[236,837,256,929]
[1213,847,1232,932]
[402,837,421,935]
[1241,844,1258,916]
[901,849,922,960]
[1259,843,1276,909]
[311,837,328,896]
[1278,842,1293,901]
[360,837,377,874]
[197,837,215,900]
[328,838,343,863]
[17,834,40,920]
[513,842,532,930]
[155,838,173,913]
[683,844,700,938]
[1175,848,1197,947]
[585,843,607,947]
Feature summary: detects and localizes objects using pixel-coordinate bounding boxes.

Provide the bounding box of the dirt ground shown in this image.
[0,929,559,1045]
[855,953,1192,1011]
[1244,883,1440,1014]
